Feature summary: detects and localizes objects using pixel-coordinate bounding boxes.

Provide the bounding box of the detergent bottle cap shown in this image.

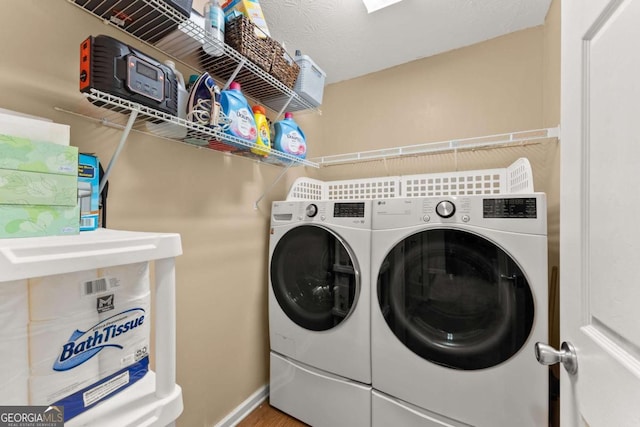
[229,81,241,91]
[284,112,294,119]
[252,105,266,115]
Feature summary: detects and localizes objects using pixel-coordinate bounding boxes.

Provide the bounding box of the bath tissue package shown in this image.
[0,280,29,405]
[27,263,152,421]
[0,327,29,405]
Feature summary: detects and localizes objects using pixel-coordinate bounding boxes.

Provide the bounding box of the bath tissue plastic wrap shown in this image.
[0,326,29,404]
[25,264,151,420]
[0,280,29,404]
[98,262,150,301]
[98,291,151,378]
[0,279,29,326]
[96,262,151,378]
[28,269,102,405]
[29,269,100,321]
[29,318,101,404]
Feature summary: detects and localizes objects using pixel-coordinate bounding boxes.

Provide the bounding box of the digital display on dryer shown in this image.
[483,198,537,218]
[334,202,365,218]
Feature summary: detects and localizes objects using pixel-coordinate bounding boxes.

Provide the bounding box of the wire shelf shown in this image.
[68,0,319,114]
[65,89,319,168]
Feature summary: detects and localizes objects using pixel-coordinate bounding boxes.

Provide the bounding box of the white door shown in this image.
[558,0,640,425]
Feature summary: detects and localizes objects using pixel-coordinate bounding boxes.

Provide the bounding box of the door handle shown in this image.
[534,341,578,375]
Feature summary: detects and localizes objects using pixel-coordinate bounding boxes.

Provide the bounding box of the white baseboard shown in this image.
[214,384,270,427]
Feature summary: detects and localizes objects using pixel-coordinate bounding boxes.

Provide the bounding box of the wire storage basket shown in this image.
[223,14,274,73]
[270,44,300,89]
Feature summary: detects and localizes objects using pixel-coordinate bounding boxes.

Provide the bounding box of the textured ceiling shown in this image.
[259,0,552,84]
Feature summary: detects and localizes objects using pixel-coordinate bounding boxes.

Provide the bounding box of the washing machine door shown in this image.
[271,225,360,332]
[377,228,534,370]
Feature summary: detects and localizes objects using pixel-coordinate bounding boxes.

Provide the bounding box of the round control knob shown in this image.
[436,200,456,218]
[306,204,318,218]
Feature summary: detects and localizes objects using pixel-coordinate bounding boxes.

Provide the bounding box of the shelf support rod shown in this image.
[99,109,138,193]
[223,58,247,90]
[275,92,296,121]
[254,162,294,209]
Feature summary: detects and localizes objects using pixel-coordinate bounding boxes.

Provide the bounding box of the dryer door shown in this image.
[271,225,360,331]
[377,228,534,370]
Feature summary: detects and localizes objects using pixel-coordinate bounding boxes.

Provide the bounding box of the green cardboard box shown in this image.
[0,134,79,238]
[0,169,78,206]
[0,134,78,176]
[0,204,80,238]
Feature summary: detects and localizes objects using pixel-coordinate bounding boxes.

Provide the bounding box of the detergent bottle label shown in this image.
[251,109,270,156]
[258,123,270,144]
[284,130,306,155]
[230,107,257,141]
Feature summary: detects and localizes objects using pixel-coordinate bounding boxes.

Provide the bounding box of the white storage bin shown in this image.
[0,229,183,426]
[293,53,326,107]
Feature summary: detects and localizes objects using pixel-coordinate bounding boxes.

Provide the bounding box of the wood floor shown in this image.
[237,402,308,427]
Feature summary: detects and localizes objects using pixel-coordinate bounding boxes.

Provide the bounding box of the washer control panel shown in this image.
[372,195,546,235]
[482,197,538,218]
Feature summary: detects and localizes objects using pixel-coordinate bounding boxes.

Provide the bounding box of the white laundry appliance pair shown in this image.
[268,200,373,427]
[269,171,548,427]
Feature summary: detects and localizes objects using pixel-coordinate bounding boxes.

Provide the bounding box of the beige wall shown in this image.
[304,27,543,158]
[0,0,559,425]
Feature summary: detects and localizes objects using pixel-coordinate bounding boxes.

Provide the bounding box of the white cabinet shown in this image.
[0,228,183,426]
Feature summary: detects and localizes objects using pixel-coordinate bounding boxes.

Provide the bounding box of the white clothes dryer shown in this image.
[370,194,548,427]
[269,200,372,427]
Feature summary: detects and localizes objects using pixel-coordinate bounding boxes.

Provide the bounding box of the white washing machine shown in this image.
[371,194,548,427]
[269,200,372,427]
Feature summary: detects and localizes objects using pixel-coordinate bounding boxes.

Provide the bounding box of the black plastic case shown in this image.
[80,35,178,116]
